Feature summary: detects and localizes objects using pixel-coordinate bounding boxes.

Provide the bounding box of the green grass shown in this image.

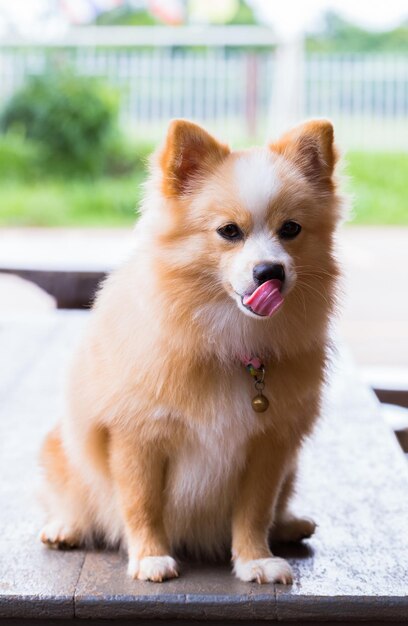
[0,151,406,227]
[345,151,408,224]
[0,173,145,227]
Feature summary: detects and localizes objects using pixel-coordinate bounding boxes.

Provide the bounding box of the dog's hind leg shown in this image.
[270,467,316,543]
[39,426,93,549]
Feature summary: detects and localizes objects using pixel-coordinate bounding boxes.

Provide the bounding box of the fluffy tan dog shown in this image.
[40,119,342,584]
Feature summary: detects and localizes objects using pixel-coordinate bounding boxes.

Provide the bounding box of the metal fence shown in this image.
[0,27,407,150]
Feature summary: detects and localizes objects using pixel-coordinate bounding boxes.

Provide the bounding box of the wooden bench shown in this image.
[1,312,407,625]
[0,268,104,309]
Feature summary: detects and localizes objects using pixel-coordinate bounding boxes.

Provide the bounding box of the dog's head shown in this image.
[145,119,342,349]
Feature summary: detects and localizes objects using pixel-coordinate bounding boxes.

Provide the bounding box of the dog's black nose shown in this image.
[253,263,285,285]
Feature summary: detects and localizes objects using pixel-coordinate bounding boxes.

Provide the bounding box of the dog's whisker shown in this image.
[297,280,332,308]
[291,289,308,323]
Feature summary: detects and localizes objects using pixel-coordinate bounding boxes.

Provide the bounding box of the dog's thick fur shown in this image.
[40,119,342,584]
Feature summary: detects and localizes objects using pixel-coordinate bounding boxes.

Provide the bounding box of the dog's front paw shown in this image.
[233,557,293,584]
[128,555,179,582]
[271,515,317,543]
[40,521,79,549]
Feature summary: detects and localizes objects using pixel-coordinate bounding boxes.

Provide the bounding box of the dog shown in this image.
[39,118,342,584]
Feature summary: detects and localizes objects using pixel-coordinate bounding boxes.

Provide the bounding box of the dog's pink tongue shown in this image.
[243,279,284,317]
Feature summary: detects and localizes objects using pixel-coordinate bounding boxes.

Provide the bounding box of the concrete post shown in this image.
[268,34,305,138]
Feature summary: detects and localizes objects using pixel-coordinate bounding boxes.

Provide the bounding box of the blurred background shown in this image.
[0,0,407,436]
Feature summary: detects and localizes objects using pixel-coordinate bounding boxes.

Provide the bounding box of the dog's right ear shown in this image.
[159,119,230,197]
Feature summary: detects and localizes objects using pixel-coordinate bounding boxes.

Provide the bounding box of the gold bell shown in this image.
[251,393,269,413]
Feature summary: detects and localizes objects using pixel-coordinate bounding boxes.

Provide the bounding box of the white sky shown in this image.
[251,0,408,36]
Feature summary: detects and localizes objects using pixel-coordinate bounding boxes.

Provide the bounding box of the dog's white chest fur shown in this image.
[169,422,245,504]
[162,397,263,553]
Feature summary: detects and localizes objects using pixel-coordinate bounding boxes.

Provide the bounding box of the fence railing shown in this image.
[0,27,407,151]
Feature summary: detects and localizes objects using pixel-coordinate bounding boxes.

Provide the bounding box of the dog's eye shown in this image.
[217,223,243,242]
[278,221,302,240]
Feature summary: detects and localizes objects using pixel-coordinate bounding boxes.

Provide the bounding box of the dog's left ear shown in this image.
[271,119,337,185]
[159,119,230,197]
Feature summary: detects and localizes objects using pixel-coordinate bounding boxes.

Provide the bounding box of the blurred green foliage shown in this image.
[0,129,152,184]
[0,130,150,226]
[345,151,408,224]
[224,0,257,26]
[94,5,158,26]
[0,72,122,176]
[0,175,143,227]
[0,133,45,181]
[0,69,406,226]
[307,11,408,53]
[0,69,153,226]
[0,142,407,226]
[93,0,256,26]
[104,134,153,177]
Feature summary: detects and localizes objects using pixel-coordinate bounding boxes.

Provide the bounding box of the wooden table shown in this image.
[1,312,407,625]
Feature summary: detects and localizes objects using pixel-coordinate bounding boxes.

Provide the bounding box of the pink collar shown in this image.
[240,355,263,370]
